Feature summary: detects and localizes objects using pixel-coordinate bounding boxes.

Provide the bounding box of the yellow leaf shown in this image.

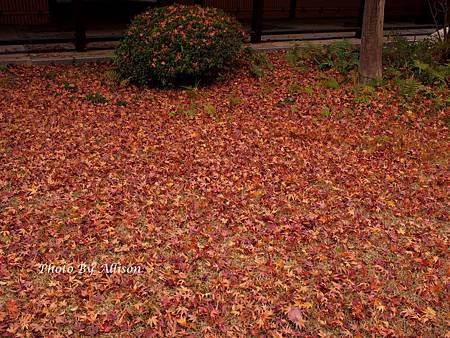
[250,189,263,198]
[146,315,158,327]
[374,300,385,312]
[299,301,313,309]
[387,200,396,208]
[424,306,436,319]
[177,317,189,328]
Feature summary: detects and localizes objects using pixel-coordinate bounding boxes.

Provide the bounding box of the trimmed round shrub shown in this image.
[114,4,246,86]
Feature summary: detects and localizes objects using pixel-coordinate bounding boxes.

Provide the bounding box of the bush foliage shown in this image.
[383,36,450,86]
[286,41,359,75]
[114,4,246,86]
[285,37,449,89]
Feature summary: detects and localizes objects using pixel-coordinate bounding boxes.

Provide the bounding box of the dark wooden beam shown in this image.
[355,0,365,38]
[417,0,430,23]
[289,0,297,19]
[73,0,86,51]
[193,0,203,5]
[251,0,264,43]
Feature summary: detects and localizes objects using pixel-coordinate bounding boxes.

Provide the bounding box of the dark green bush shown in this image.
[114,4,246,86]
[86,92,107,104]
[383,36,450,86]
[287,40,359,75]
[248,51,273,78]
[393,77,424,99]
[384,36,430,69]
[298,43,324,65]
[320,40,359,74]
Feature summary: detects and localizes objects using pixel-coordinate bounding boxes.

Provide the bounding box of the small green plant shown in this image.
[203,103,216,117]
[373,135,391,144]
[285,47,310,72]
[288,82,302,94]
[250,63,264,78]
[43,70,57,79]
[320,106,332,118]
[182,84,202,99]
[62,82,77,92]
[275,97,295,107]
[86,92,107,104]
[353,96,370,104]
[316,40,359,74]
[226,94,242,112]
[384,36,434,70]
[228,95,242,106]
[324,77,340,89]
[290,41,358,74]
[131,94,143,103]
[384,35,450,88]
[392,77,430,112]
[257,85,273,98]
[298,43,324,65]
[443,115,450,128]
[412,59,449,85]
[249,51,274,78]
[353,84,375,95]
[104,69,119,82]
[303,86,314,95]
[116,100,127,107]
[251,52,273,69]
[285,48,302,67]
[318,58,334,71]
[169,102,198,117]
[352,84,375,104]
[0,64,8,72]
[394,77,424,99]
[181,103,197,117]
[431,96,450,111]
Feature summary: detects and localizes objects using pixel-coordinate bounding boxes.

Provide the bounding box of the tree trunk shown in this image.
[358,0,386,84]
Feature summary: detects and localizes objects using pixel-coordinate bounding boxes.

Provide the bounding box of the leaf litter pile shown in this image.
[0,52,448,336]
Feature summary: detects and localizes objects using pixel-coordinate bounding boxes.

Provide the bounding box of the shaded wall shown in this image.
[0,0,428,25]
[0,0,50,24]
[199,0,425,20]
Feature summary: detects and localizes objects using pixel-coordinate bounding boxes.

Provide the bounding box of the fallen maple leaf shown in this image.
[5,300,19,318]
[177,317,189,328]
[250,189,263,198]
[146,315,158,327]
[287,307,305,328]
[423,307,436,321]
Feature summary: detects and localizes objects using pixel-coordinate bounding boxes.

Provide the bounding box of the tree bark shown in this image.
[358,0,386,84]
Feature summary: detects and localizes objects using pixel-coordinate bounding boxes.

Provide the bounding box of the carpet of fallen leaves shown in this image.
[0,52,449,337]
